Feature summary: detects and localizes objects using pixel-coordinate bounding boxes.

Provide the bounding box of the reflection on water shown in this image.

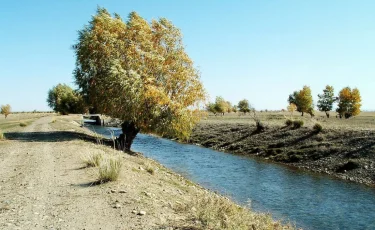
[87,125,375,230]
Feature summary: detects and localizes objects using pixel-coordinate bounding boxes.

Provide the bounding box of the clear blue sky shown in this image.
[1,0,374,111]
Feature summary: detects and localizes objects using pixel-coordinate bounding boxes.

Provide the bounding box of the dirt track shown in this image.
[0,116,199,230]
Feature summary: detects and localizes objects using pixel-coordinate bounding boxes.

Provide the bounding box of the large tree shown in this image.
[336,87,361,119]
[1,104,11,118]
[47,84,86,115]
[288,86,314,116]
[73,8,206,151]
[317,85,336,118]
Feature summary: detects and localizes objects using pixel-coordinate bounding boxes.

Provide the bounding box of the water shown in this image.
[87,125,375,230]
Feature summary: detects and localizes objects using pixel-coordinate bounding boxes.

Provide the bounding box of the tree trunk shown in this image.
[325,111,330,118]
[117,121,140,152]
[301,112,304,116]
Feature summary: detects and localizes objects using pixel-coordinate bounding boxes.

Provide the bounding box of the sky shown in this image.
[1,0,374,111]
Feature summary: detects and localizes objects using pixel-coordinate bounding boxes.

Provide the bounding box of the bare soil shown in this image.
[0,115,289,230]
[0,116,212,229]
[189,118,375,186]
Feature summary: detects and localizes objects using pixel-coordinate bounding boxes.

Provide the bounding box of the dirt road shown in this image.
[0,115,290,230]
[0,116,189,230]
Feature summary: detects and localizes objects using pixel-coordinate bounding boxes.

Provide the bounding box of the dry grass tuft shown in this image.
[19,122,27,127]
[81,152,103,167]
[177,194,293,230]
[0,130,4,140]
[98,157,122,183]
[146,165,155,175]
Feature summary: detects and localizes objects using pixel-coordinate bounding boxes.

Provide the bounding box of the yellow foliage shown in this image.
[73,7,206,140]
[337,87,361,118]
[1,104,11,118]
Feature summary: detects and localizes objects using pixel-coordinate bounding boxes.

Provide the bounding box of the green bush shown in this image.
[292,120,304,129]
[285,119,293,126]
[313,123,323,133]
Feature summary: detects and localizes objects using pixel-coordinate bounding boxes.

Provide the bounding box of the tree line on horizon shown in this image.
[205,85,362,119]
[287,85,361,119]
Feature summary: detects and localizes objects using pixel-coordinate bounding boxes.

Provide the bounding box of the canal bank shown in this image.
[189,122,375,186]
[87,124,375,230]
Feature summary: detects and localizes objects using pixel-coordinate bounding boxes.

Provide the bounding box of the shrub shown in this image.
[255,120,266,132]
[292,120,304,129]
[98,157,122,182]
[285,119,293,126]
[82,152,103,167]
[313,123,323,133]
[19,122,27,127]
[176,195,287,230]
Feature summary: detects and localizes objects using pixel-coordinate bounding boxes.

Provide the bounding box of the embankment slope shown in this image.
[190,122,375,186]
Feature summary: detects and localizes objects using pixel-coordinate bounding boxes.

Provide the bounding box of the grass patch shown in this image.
[19,122,27,127]
[177,195,292,230]
[98,157,122,183]
[81,152,103,167]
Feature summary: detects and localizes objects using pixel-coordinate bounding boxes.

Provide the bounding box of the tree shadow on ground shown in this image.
[72,181,102,187]
[276,131,317,148]
[4,131,142,156]
[4,131,116,147]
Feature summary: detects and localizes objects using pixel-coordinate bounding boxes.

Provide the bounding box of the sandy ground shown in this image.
[0,116,203,230]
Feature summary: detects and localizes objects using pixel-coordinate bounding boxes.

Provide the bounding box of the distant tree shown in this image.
[336,87,361,119]
[206,98,233,115]
[225,101,232,113]
[1,104,11,118]
[73,8,206,151]
[47,84,86,115]
[287,103,297,116]
[317,85,336,118]
[232,105,238,113]
[288,86,314,116]
[214,96,228,115]
[206,103,217,115]
[288,91,299,110]
[237,99,251,114]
